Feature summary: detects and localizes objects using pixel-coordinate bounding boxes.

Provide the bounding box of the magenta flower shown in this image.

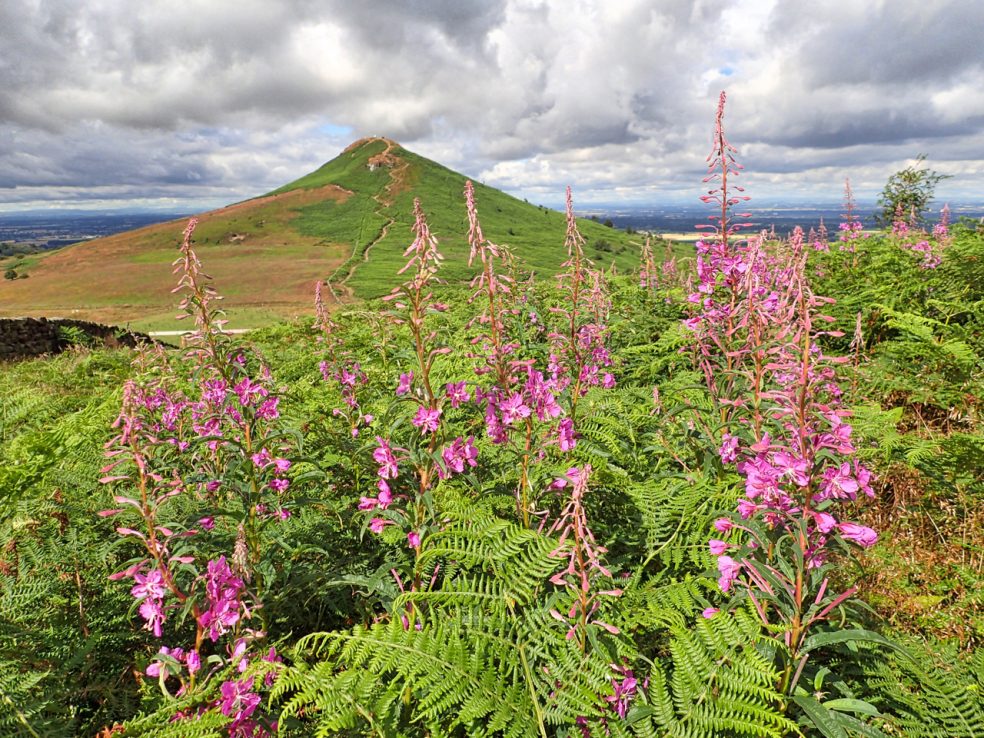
[146,646,184,678]
[198,516,215,531]
[718,433,739,464]
[819,462,861,501]
[773,451,810,487]
[558,418,577,451]
[499,392,531,425]
[709,539,728,555]
[439,436,479,477]
[606,667,638,718]
[814,511,837,533]
[716,555,741,593]
[269,477,290,493]
[445,381,470,408]
[198,556,244,642]
[233,378,266,407]
[256,396,280,420]
[548,466,584,491]
[412,406,442,433]
[407,531,421,549]
[373,437,399,479]
[713,518,733,533]
[484,404,508,444]
[131,569,167,637]
[702,607,720,619]
[838,522,878,548]
[138,599,166,637]
[369,517,392,534]
[219,676,261,726]
[131,569,167,601]
[251,448,272,468]
[737,499,759,519]
[396,372,414,396]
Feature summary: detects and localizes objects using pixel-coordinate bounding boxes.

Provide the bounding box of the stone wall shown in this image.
[0,317,152,361]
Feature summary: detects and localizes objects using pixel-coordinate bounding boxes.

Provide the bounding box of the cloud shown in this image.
[1,0,983,211]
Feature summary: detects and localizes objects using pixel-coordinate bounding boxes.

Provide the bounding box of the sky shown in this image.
[1,0,983,213]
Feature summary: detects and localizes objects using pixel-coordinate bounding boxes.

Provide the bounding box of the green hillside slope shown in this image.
[272,137,647,298]
[0,137,656,326]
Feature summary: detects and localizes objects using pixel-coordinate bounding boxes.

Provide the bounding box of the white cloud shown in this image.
[1,0,982,210]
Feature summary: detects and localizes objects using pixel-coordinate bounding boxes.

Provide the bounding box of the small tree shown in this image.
[4,269,16,280]
[877,154,950,226]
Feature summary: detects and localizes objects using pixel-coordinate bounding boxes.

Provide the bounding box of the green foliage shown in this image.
[56,325,97,349]
[876,155,951,226]
[858,640,984,738]
[641,610,798,738]
[0,222,982,736]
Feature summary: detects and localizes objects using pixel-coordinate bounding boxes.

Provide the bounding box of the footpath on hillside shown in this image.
[326,139,410,302]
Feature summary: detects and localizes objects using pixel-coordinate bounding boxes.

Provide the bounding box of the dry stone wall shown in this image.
[0,318,151,360]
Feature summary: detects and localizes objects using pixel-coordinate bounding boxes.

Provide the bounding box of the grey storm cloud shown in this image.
[1,0,983,211]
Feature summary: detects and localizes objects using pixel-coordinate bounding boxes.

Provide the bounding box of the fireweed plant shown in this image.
[355,198,479,613]
[461,181,617,527]
[686,93,885,705]
[101,219,291,735]
[314,280,373,441]
[889,202,952,270]
[58,95,982,738]
[839,178,864,257]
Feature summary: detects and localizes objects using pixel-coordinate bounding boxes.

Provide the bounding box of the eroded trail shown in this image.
[326,139,411,302]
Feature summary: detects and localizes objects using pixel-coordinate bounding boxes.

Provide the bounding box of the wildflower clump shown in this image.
[686,91,880,700]
[101,219,289,735]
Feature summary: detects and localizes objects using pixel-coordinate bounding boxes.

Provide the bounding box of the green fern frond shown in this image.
[639,610,797,738]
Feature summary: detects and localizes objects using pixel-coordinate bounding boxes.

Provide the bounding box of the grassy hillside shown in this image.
[0,138,657,328]
[276,138,650,298]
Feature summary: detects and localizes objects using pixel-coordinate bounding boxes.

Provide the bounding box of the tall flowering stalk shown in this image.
[101,219,288,736]
[366,200,472,606]
[463,183,585,527]
[890,202,949,270]
[548,188,615,421]
[546,465,621,652]
[314,281,373,439]
[545,465,634,734]
[464,179,518,390]
[933,202,952,246]
[174,218,230,375]
[811,218,829,252]
[697,91,752,256]
[687,91,755,425]
[385,198,447,410]
[708,269,878,695]
[638,236,657,289]
[687,96,879,702]
[838,178,864,262]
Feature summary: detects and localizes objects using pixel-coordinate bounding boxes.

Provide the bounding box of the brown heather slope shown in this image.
[0,184,352,330]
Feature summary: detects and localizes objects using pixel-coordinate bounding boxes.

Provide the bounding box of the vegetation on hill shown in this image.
[0,138,652,329]
[0,101,981,737]
[276,138,650,298]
